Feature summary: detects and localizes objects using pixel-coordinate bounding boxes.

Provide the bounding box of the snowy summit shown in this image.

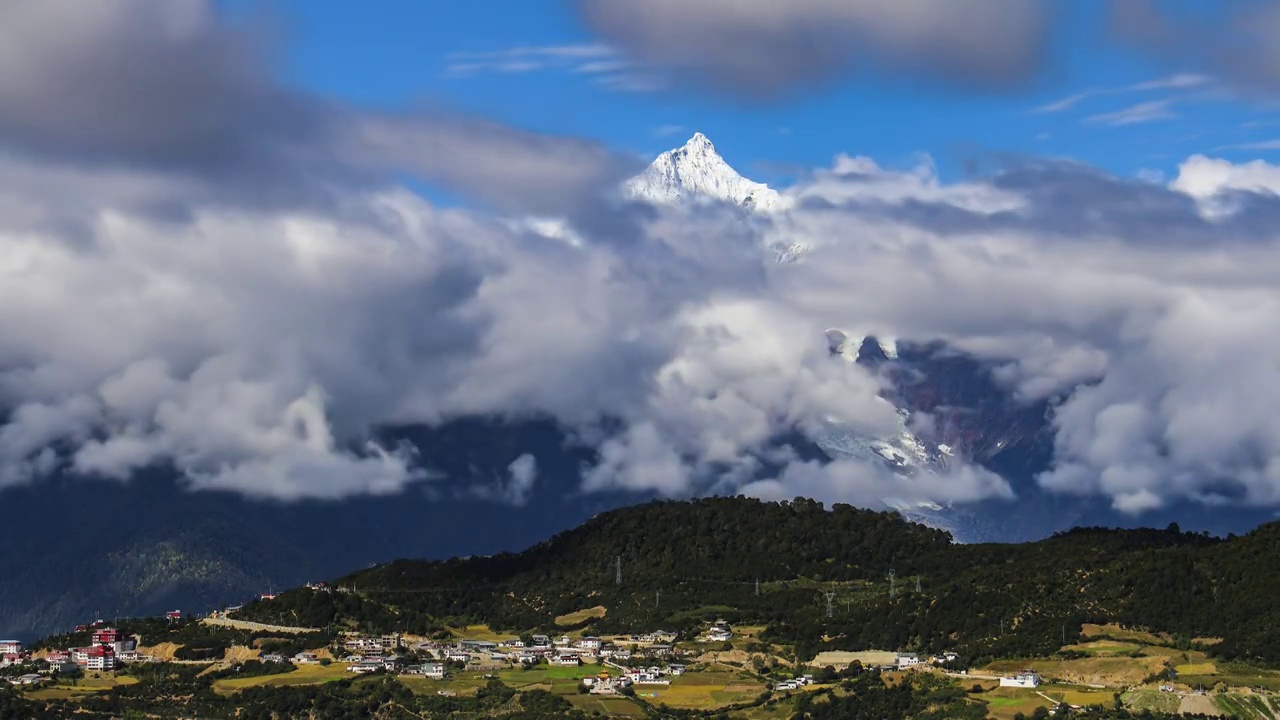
[625,133,785,212]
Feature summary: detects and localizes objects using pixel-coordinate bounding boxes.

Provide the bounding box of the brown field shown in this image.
[138,641,180,661]
[554,606,607,626]
[809,650,896,668]
[567,694,646,717]
[631,669,765,710]
[1179,694,1223,716]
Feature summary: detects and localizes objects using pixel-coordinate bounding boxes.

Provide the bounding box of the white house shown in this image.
[421,663,446,679]
[896,653,921,670]
[293,652,320,665]
[577,637,602,650]
[554,636,572,647]
[551,654,582,667]
[0,641,22,655]
[1000,671,1042,688]
[531,635,551,648]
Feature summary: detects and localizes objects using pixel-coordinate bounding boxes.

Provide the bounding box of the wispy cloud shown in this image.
[444,43,661,92]
[653,124,686,138]
[1215,139,1280,151]
[1034,73,1213,114]
[1085,99,1178,126]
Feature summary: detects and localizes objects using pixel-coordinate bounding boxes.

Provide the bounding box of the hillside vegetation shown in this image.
[237,496,1280,665]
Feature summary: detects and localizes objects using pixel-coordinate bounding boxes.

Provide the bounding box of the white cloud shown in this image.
[443,43,661,93]
[1035,74,1213,114]
[1085,99,1177,126]
[5,0,1280,519]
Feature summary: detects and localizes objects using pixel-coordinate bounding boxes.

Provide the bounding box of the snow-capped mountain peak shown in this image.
[625,133,785,212]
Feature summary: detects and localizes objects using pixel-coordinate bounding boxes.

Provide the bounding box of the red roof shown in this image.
[87,646,114,657]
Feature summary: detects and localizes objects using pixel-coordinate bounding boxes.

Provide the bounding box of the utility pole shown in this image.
[656,590,661,609]
[824,591,836,619]
[915,575,921,593]
[1000,619,1004,636]
[615,556,622,586]
[755,578,760,597]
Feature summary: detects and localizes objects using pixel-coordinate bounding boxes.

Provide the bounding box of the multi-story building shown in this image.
[85,646,116,671]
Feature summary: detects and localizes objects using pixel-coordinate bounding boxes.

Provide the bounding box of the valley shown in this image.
[3,497,1280,718]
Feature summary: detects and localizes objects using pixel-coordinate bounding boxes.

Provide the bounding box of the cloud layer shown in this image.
[4,0,1280,520]
[574,0,1051,98]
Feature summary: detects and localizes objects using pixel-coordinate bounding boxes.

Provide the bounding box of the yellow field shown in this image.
[554,606,607,626]
[24,673,139,701]
[212,663,350,694]
[1080,624,1172,646]
[1176,662,1217,675]
[986,654,1168,687]
[631,670,765,710]
[449,624,518,642]
[1062,640,1142,656]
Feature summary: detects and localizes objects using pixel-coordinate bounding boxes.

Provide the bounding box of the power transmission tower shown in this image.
[656,590,661,608]
[915,575,921,593]
[615,556,622,586]
[888,568,896,598]
[755,578,760,597]
[824,591,836,619]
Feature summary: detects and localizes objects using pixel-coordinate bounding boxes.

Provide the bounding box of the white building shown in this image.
[576,637,602,650]
[896,653,921,670]
[551,654,582,667]
[0,641,22,655]
[420,663,446,679]
[1000,671,1042,688]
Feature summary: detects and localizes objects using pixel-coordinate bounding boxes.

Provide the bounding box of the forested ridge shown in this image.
[239,496,1280,664]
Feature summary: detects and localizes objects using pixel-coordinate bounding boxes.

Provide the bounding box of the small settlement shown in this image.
[0,619,160,687]
[315,627,688,689]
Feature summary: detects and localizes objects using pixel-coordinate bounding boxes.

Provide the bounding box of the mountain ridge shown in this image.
[235,495,1280,664]
[625,132,786,211]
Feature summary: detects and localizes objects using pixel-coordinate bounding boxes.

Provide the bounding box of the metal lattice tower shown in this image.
[888,568,896,598]
[615,556,622,586]
[915,575,921,593]
[755,578,760,597]
[824,591,836,618]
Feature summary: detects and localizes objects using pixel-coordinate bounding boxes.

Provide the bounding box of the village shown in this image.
[13,604,1278,720]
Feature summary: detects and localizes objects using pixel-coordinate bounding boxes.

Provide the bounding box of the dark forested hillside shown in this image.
[238,496,1280,665]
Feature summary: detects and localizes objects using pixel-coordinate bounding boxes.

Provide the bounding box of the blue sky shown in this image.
[228,1,1277,186]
